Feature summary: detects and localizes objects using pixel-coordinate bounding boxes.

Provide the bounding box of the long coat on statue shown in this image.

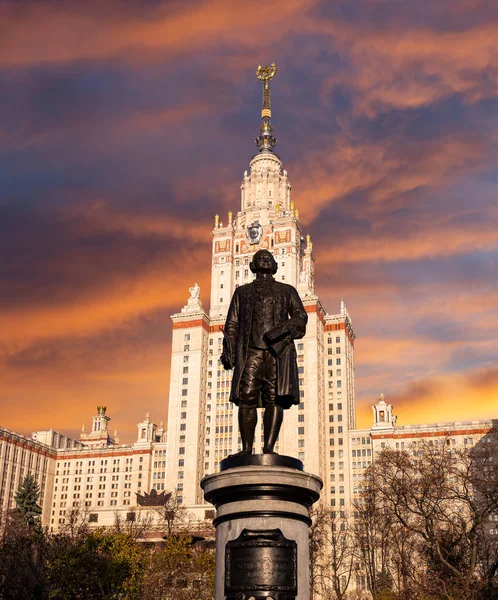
[222,280,308,409]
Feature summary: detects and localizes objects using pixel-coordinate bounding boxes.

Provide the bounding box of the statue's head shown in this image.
[250,249,278,275]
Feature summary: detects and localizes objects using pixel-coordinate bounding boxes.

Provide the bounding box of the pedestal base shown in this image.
[201,456,323,600]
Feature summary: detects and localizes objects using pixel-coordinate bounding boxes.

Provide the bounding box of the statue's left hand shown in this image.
[263,325,291,346]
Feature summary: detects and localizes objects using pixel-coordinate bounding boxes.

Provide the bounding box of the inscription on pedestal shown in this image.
[225,529,297,600]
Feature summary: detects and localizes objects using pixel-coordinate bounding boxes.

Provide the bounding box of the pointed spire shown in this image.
[255,63,278,153]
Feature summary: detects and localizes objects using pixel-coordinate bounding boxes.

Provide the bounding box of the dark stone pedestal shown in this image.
[201,455,323,600]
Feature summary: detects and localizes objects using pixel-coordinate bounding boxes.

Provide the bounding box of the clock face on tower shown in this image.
[246,221,263,245]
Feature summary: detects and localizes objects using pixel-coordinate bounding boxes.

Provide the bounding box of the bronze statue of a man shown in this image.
[221,249,308,455]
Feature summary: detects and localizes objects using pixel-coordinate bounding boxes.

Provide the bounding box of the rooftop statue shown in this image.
[188,282,200,299]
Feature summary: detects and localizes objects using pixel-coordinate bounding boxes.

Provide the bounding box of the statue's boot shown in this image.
[263,405,283,454]
[234,406,257,455]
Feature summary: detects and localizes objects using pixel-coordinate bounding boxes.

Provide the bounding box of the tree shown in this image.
[142,534,215,600]
[45,530,147,599]
[14,474,42,530]
[113,509,154,540]
[153,490,193,535]
[360,434,498,600]
[352,464,402,600]
[0,511,49,600]
[309,506,355,599]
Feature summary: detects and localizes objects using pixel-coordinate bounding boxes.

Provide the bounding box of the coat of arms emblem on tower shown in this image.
[246,221,263,245]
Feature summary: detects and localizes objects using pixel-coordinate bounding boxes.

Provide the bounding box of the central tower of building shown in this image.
[165,66,356,516]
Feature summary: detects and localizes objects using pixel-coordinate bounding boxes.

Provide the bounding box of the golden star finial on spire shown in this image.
[255,63,278,153]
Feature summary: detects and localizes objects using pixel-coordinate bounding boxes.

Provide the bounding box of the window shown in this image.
[298,343,304,350]
[184,334,190,341]
[182,378,188,385]
[298,427,305,435]
[336,336,340,343]
[184,345,189,351]
[336,347,341,354]
[298,366,304,374]
[298,414,304,422]
[336,358,341,365]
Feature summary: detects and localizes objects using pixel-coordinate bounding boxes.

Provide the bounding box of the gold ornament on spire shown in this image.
[256,63,277,82]
[255,63,278,152]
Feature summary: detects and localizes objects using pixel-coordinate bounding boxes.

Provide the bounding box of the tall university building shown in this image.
[1,70,496,536]
[165,65,356,515]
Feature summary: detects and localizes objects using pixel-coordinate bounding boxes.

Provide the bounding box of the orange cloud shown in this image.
[62,199,213,241]
[385,366,498,427]
[0,0,316,67]
[0,338,171,441]
[310,12,498,115]
[289,131,488,224]
[318,213,498,264]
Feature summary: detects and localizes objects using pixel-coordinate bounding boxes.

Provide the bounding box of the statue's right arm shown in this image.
[221,289,240,369]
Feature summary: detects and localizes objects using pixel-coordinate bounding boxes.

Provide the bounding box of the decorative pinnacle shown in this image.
[255,63,278,153]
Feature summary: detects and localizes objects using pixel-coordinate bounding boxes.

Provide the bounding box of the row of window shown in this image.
[329,427,344,434]
[329,415,343,422]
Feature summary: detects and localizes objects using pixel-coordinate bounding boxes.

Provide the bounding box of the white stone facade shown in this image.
[0,427,61,525]
[0,409,172,533]
[348,395,498,503]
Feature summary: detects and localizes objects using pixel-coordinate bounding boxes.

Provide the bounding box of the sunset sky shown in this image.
[1,0,497,443]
